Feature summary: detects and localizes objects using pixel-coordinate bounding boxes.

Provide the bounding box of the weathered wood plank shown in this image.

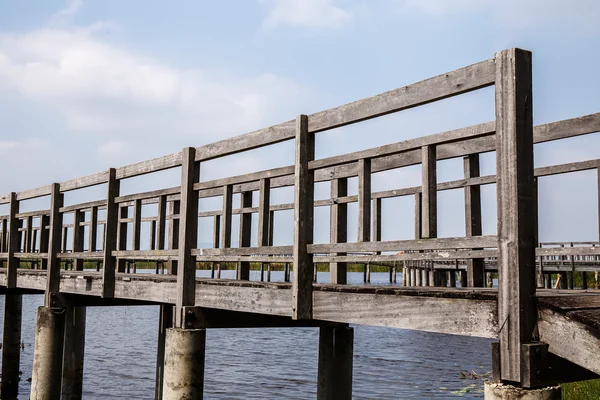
[535,247,600,257]
[60,171,110,192]
[357,159,371,242]
[45,184,64,304]
[538,307,600,375]
[314,249,496,263]
[330,178,348,284]
[60,200,106,214]
[465,154,485,287]
[421,145,437,239]
[195,282,292,317]
[495,48,536,382]
[258,178,270,247]
[308,59,495,133]
[115,152,182,180]
[221,185,233,249]
[156,195,167,251]
[309,121,495,171]
[115,187,180,204]
[312,291,497,338]
[72,210,85,270]
[176,147,200,327]
[195,166,293,191]
[195,120,295,161]
[195,255,293,263]
[238,191,253,280]
[6,194,19,288]
[89,207,98,252]
[310,235,497,253]
[101,169,120,298]
[192,246,293,256]
[167,200,180,274]
[293,114,315,320]
[132,199,142,251]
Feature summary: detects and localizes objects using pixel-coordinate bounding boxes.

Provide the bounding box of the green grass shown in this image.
[562,379,600,399]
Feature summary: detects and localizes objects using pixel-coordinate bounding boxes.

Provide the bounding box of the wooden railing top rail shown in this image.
[0,58,496,204]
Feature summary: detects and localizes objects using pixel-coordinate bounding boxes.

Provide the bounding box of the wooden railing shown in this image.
[1,48,600,380]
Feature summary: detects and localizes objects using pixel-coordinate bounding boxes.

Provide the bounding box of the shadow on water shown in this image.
[0,272,493,399]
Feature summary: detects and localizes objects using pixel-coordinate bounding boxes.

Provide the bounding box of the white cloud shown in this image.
[0,140,18,152]
[261,0,353,30]
[394,0,600,34]
[51,0,84,25]
[0,26,305,145]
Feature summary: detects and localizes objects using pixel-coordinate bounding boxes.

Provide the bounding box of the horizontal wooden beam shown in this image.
[309,235,497,254]
[538,307,600,375]
[308,59,496,133]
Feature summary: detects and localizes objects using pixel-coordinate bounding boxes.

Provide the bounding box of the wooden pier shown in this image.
[1,48,600,399]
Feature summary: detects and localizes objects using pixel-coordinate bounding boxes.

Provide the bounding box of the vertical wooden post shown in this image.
[221,185,233,250]
[533,178,544,288]
[72,210,85,271]
[25,215,33,253]
[421,145,437,239]
[357,158,371,243]
[317,326,354,400]
[102,169,119,298]
[495,48,535,383]
[464,154,485,287]
[176,147,199,328]
[238,191,252,280]
[292,114,314,320]
[150,221,157,251]
[61,305,86,400]
[167,200,180,274]
[157,195,167,251]
[89,206,98,253]
[0,217,6,253]
[258,178,270,282]
[155,305,173,400]
[132,199,142,252]
[213,215,221,249]
[258,178,271,248]
[7,193,19,288]
[39,215,50,270]
[330,178,348,284]
[1,293,22,398]
[372,197,382,250]
[117,205,128,272]
[45,183,64,305]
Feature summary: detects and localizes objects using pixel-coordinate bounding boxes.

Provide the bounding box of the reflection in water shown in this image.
[0,272,492,399]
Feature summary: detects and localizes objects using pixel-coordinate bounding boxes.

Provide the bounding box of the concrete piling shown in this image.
[30,306,67,400]
[162,328,206,400]
[484,382,560,400]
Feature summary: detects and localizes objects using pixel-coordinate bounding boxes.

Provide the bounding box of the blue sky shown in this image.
[0,0,599,247]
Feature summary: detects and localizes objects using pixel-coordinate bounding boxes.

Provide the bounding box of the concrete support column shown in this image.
[155,305,174,400]
[62,306,86,400]
[162,328,206,400]
[30,306,67,400]
[317,326,354,400]
[484,382,560,399]
[1,293,23,399]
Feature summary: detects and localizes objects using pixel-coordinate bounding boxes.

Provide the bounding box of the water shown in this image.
[0,272,493,399]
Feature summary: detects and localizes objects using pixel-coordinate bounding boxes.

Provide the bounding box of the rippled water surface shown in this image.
[0,271,493,399]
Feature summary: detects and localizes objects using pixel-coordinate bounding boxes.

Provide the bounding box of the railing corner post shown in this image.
[292,114,314,320]
[494,47,536,384]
